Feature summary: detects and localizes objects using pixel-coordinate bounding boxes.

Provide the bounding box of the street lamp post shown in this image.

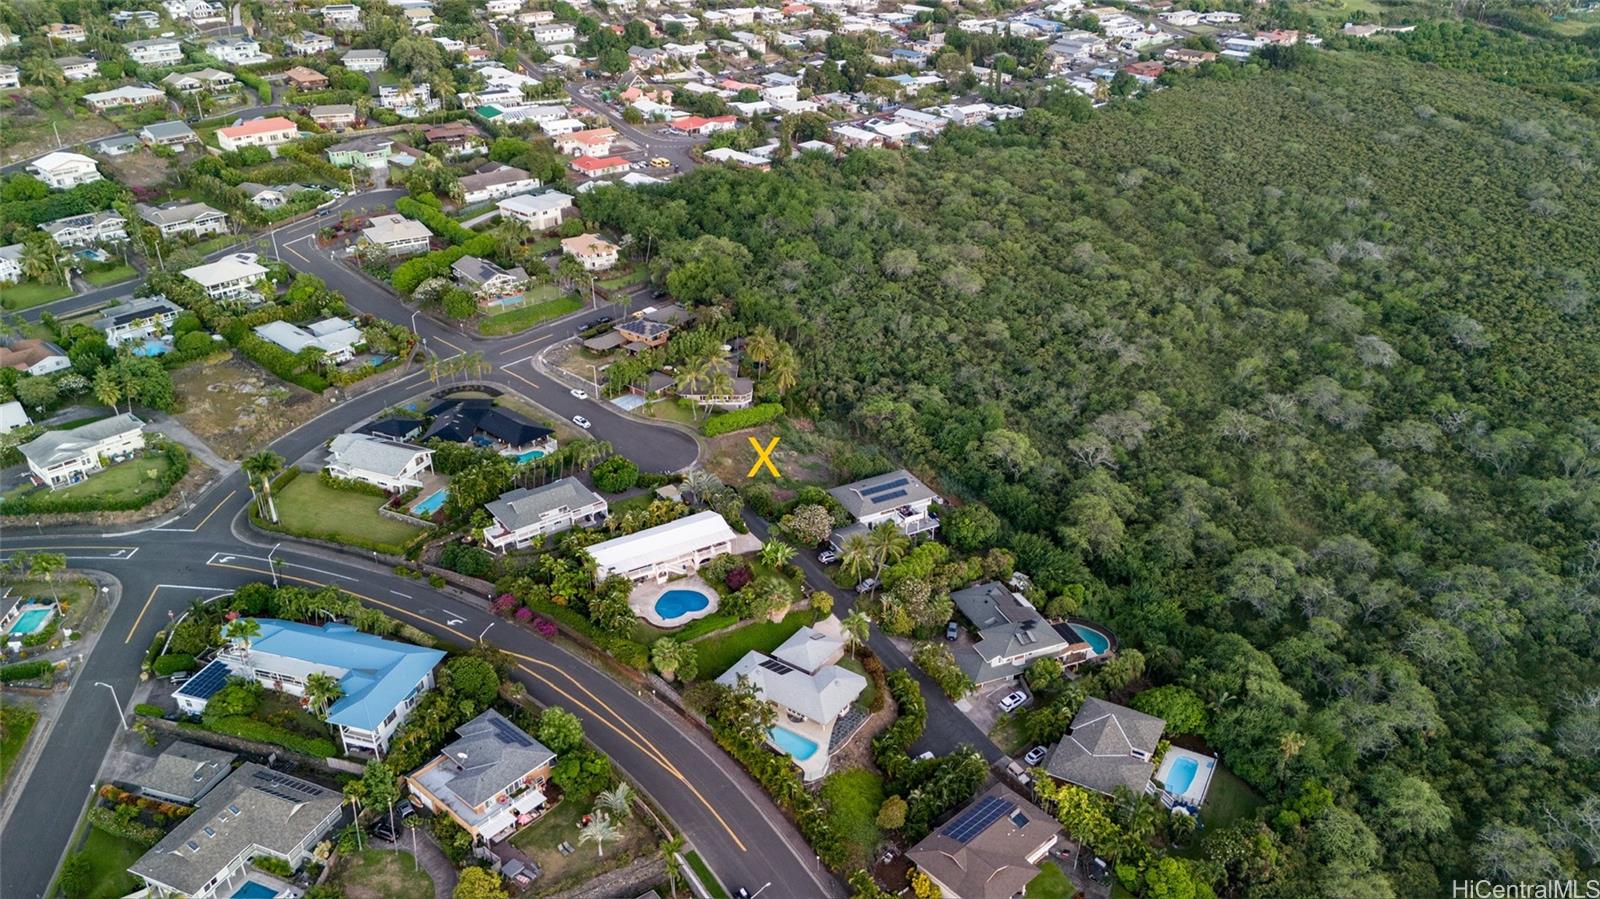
[93,682,129,730]
[268,542,281,588]
[410,308,421,339]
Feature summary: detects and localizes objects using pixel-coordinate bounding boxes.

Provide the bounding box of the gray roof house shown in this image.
[405,710,556,842]
[906,784,1062,899]
[1043,697,1165,797]
[483,477,607,552]
[127,741,237,805]
[325,433,433,492]
[950,582,1086,686]
[827,468,940,549]
[139,120,200,146]
[450,255,528,299]
[128,763,343,899]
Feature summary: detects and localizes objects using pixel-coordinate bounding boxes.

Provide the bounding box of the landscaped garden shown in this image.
[0,279,73,310]
[183,683,339,757]
[327,848,434,899]
[81,263,139,287]
[820,769,886,872]
[1024,863,1077,899]
[62,825,146,899]
[0,446,189,515]
[686,607,812,680]
[262,470,425,554]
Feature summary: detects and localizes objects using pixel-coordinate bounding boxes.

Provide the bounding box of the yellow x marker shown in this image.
[746,436,781,478]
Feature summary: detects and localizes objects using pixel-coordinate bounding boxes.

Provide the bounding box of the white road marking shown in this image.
[389,589,412,599]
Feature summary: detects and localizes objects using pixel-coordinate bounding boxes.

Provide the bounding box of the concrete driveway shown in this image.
[958,679,1031,736]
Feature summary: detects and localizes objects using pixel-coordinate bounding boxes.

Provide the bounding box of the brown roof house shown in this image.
[1042,697,1165,797]
[282,65,330,91]
[906,784,1061,899]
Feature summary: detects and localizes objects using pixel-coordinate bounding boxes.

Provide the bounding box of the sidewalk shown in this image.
[146,412,237,474]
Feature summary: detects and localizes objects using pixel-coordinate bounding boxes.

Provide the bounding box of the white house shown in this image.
[27,152,101,190]
[483,478,607,552]
[0,64,19,89]
[0,244,22,283]
[451,255,528,300]
[320,3,363,25]
[94,296,183,346]
[134,202,229,239]
[361,214,433,256]
[496,191,573,231]
[254,317,366,365]
[182,252,268,300]
[827,468,940,549]
[458,163,540,205]
[485,0,523,15]
[533,22,577,45]
[39,210,128,247]
[19,413,146,489]
[559,234,618,271]
[83,85,168,111]
[205,36,271,65]
[0,400,31,434]
[377,82,439,115]
[586,510,758,583]
[124,38,184,66]
[215,116,298,151]
[0,339,72,377]
[325,433,433,491]
[287,31,335,54]
[55,56,99,80]
[341,48,387,71]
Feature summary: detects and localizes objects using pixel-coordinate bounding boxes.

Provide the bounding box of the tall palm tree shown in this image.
[767,343,798,396]
[242,451,284,523]
[674,355,712,398]
[658,836,687,899]
[22,56,65,89]
[839,532,875,586]
[759,540,796,569]
[223,616,262,651]
[304,672,344,719]
[578,811,622,857]
[20,242,59,285]
[92,367,124,413]
[683,469,719,504]
[29,552,66,603]
[343,780,367,851]
[595,783,635,818]
[842,611,871,657]
[866,521,910,592]
[744,326,779,374]
[702,366,734,404]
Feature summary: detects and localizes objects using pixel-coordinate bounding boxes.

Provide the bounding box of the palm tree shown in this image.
[703,366,734,404]
[766,343,798,396]
[578,811,622,857]
[866,521,910,592]
[343,780,367,851]
[838,532,875,586]
[595,783,635,818]
[92,367,124,413]
[744,326,779,374]
[242,451,284,523]
[759,540,796,569]
[842,611,871,657]
[683,469,719,504]
[674,356,711,397]
[658,836,687,899]
[223,616,262,651]
[20,242,59,285]
[22,56,65,89]
[304,672,344,719]
[29,552,66,603]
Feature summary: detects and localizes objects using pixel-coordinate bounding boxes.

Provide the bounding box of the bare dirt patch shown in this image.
[704,419,835,487]
[173,354,319,460]
[0,94,119,165]
[103,147,197,191]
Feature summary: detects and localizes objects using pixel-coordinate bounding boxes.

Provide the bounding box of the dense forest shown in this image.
[581,50,1600,896]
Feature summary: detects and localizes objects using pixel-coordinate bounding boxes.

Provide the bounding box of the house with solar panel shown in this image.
[827,469,941,551]
[128,763,343,899]
[179,619,446,756]
[405,710,557,842]
[714,615,869,781]
[950,582,1094,687]
[905,784,1062,899]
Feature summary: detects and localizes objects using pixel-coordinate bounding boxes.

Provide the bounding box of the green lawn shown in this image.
[0,280,73,310]
[0,705,39,787]
[71,825,147,899]
[820,768,885,871]
[479,291,584,336]
[509,798,655,892]
[1176,764,1264,859]
[640,398,700,427]
[270,474,425,552]
[82,264,139,287]
[1024,863,1075,899]
[689,609,812,680]
[329,849,434,899]
[837,656,878,712]
[684,850,729,899]
[1,454,178,512]
[599,269,649,290]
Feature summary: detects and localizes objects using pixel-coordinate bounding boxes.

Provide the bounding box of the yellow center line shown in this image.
[204,560,747,850]
[434,336,468,356]
[124,585,162,643]
[501,369,542,391]
[192,490,237,530]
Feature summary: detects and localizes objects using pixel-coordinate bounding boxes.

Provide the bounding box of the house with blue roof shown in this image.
[215,619,446,756]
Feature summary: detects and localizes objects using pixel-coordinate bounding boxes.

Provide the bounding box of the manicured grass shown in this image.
[689,608,811,680]
[72,825,147,899]
[838,656,878,712]
[479,291,584,336]
[640,398,700,426]
[1025,863,1075,899]
[1,454,179,511]
[82,264,139,287]
[270,474,425,552]
[0,280,73,310]
[509,798,654,892]
[684,850,729,899]
[820,768,885,872]
[0,705,39,786]
[599,268,649,290]
[329,848,434,899]
[1199,765,1264,830]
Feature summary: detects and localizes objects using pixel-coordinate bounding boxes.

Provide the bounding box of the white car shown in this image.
[1023,745,1049,766]
[572,415,592,429]
[998,691,1029,712]
[569,388,588,400]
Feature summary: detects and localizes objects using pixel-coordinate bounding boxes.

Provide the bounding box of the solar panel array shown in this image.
[860,477,909,499]
[758,658,795,676]
[941,795,1016,844]
[250,769,325,802]
[175,659,231,700]
[490,715,535,748]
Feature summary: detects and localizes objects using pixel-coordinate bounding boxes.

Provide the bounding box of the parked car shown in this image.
[999,690,1029,712]
[572,415,592,429]
[945,620,959,641]
[817,549,839,565]
[569,388,588,400]
[372,818,397,842]
[396,799,416,820]
[916,751,935,761]
[854,577,879,594]
[1024,745,1049,766]
[315,209,333,216]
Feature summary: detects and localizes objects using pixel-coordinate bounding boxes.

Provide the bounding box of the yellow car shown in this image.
[650,157,672,168]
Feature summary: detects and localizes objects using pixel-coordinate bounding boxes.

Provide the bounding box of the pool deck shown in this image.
[629,576,721,628]
[1153,746,1216,810]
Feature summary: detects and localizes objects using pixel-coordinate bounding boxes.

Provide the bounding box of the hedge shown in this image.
[152,654,196,676]
[185,716,339,758]
[518,594,648,670]
[318,469,389,497]
[134,703,165,718]
[0,445,191,516]
[395,195,475,245]
[0,660,53,682]
[231,333,330,393]
[87,806,164,848]
[702,403,784,437]
[392,232,501,294]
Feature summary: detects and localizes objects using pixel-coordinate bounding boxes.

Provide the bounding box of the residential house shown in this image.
[827,468,940,549]
[39,210,127,248]
[569,155,631,178]
[0,64,19,89]
[0,339,72,377]
[215,116,298,151]
[668,114,738,135]
[485,0,524,16]
[127,763,343,899]
[357,417,423,441]
[451,255,529,301]
[46,23,88,43]
[422,121,486,156]
[906,785,1062,899]
[184,0,226,23]
[94,296,182,346]
[674,359,753,409]
[28,151,102,189]
[139,120,200,147]
[205,36,270,65]
[124,38,184,66]
[554,127,618,157]
[19,413,146,489]
[239,182,313,209]
[212,614,448,748]
[1124,59,1165,82]
[361,214,432,256]
[162,68,236,93]
[0,244,21,283]
[586,510,757,584]
[615,318,671,350]
[325,134,393,168]
[950,582,1092,686]
[55,56,99,80]
[254,317,365,365]
[830,124,884,149]
[325,433,433,491]
[482,479,606,552]
[459,163,540,205]
[406,710,555,842]
[126,742,237,805]
[715,616,867,780]
[377,82,439,115]
[181,252,267,300]
[533,22,577,46]
[286,31,335,55]
[1042,697,1165,797]
[320,3,363,26]
[135,202,229,239]
[0,401,31,434]
[96,134,147,157]
[421,398,556,459]
[309,103,358,128]
[341,49,387,71]
[560,234,619,271]
[282,64,330,91]
[702,147,770,170]
[496,191,573,231]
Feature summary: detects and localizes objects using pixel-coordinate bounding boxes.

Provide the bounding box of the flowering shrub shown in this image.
[492,593,519,617]
[514,607,533,622]
[725,566,753,591]
[533,617,557,638]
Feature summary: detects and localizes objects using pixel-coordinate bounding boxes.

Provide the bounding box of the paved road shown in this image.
[563,83,705,172]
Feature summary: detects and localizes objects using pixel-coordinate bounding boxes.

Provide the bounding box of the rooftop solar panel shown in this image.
[174,659,231,700]
[490,715,535,747]
[941,795,1015,844]
[758,658,795,675]
[860,477,909,497]
[869,489,908,503]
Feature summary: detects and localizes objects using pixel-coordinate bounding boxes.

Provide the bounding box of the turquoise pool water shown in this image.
[1164,756,1199,795]
[514,449,546,463]
[230,881,280,899]
[8,607,52,636]
[654,589,710,621]
[411,488,448,516]
[770,726,819,761]
[1071,623,1111,656]
[132,338,169,357]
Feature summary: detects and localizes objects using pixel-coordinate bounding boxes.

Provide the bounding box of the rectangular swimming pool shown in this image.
[411,488,448,516]
[769,726,819,761]
[1155,748,1216,807]
[7,607,53,636]
[230,880,281,899]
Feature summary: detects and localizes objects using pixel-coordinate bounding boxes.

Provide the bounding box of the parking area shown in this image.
[957,678,1031,735]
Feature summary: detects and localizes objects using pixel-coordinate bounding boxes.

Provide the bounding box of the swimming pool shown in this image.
[132,338,169,357]
[7,607,53,636]
[514,449,546,464]
[1071,623,1112,656]
[411,488,449,516]
[229,880,281,899]
[1155,748,1216,807]
[654,588,710,621]
[1164,757,1198,794]
[769,726,819,761]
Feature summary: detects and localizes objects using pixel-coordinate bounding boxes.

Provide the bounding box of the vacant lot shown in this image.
[510,797,656,894]
[174,355,318,460]
[329,848,434,899]
[0,280,73,311]
[0,93,119,165]
[704,420,835,489]
[103,148,188,190]
[0,705,39,787]
[272,474,424,552]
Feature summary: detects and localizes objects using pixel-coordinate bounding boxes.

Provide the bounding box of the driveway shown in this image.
[958,679,1031,737]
